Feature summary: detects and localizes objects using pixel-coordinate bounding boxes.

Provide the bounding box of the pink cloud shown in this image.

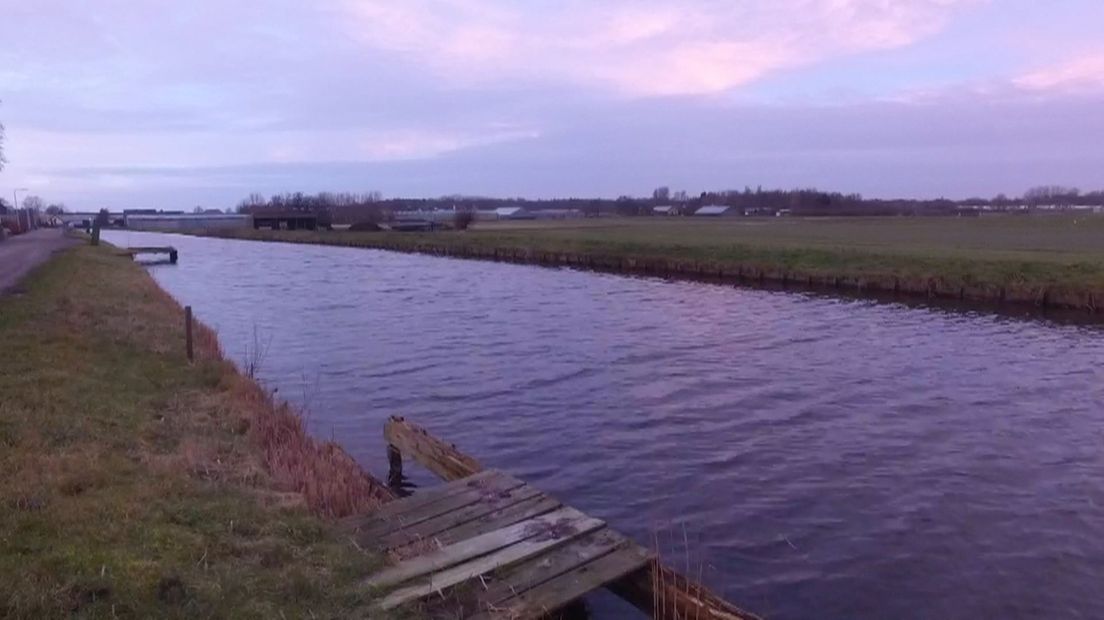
[339,0,981,97]
[1014,53,1104,93]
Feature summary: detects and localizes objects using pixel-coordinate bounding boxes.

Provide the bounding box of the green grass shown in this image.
[0,245,395,618]
[206,214,1104,309]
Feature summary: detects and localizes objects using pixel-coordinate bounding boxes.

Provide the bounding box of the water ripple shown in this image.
[108,230,1104,620]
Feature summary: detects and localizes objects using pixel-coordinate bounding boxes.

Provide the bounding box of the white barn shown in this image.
[694,205,731,216]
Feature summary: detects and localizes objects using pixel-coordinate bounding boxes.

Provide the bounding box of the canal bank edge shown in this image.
[0,244,401,618]
[190,228,1103,315]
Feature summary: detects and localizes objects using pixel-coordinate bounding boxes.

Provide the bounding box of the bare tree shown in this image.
[453,209,475,230]
[22,195,45,212]
[45,203,66,215]
[236,192,267,213]
[652,186,670,203]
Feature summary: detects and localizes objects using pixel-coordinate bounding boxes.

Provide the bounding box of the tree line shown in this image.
[234,185,1104,222]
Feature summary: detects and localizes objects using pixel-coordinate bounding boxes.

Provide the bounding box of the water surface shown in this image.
[105,230,1104,619]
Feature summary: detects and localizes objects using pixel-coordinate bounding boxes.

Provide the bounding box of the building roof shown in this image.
[653,205,674,213]
[251,211,318,220]
[495,206,525,216]
[126,214,251,220]
[695,205,730,215]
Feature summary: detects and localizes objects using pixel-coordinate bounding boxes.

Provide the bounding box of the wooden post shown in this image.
[383,416,481,481]
[387,444,404,492]
[184,306,194,363]
[91,219,101,246]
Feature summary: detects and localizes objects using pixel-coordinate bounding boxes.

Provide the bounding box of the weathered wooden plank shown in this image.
[355,474,526,545]
[425,494,563,549]
[474,528,630,610]
[339,469,504,534]
[379,484,545,551]
[366,506,598,591]
[388,494,563,559]
[420,529,627,619]
[477,543,652,620]
[378,418,760,619]
[385,416,482,481]
[377,519,607,611]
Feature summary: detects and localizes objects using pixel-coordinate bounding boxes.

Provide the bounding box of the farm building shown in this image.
[495,206,535,220]
[127,213,253,232]
[653,205,676,216]
[532,209,582,219]
[694,205,732,216]
[393,210,458,224]
[252,211,316,230]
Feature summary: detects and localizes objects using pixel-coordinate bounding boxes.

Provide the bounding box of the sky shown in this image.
[1,0,1103,209]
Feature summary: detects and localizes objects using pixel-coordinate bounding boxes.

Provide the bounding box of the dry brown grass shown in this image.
[0,244,401,618]
[228,370,394,517]
[137,256,394,518]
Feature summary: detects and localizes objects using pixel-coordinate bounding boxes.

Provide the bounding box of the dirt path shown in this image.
[0,228,80,295]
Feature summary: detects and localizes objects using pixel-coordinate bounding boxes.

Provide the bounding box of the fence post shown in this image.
[184,306,194,363]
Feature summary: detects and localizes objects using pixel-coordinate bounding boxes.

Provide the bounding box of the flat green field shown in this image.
[212,214,1104,309]
[471,214,1104,263]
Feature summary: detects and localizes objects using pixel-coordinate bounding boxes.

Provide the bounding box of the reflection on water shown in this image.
[106,231,1104,619]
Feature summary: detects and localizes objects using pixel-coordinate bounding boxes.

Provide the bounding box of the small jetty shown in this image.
[344,417,760,619]
[120,246,178,263]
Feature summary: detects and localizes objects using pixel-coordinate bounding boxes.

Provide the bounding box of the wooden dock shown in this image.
[120,246,178,263]
[354,469,650,617]
[342,417,761,619]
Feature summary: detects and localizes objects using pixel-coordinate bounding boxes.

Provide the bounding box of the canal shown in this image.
[105,230,1104,619]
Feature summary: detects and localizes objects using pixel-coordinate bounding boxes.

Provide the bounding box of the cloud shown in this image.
[1014,53,1104,93]
[10,125,538,173]
[339,0,981,96]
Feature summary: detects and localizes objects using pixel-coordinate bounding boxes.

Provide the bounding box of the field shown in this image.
[474,215,1104,261]
[210,214,1104,311]
[0,244,398,618]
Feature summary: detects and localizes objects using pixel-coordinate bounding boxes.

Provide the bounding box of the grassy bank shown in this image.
[202,215,1104,312]
[0,244,396,618]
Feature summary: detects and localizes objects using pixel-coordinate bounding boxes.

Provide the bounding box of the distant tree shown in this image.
[652,186,670,204]
[236,192,267,213]
[45,203,66,215]
[95,208,110,226]
[1024,185,1081,208]
[453,209,475,230]
[193,205,204,214]
[22,195,45,212]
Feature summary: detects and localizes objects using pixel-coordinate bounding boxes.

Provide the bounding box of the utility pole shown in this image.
[13,187,28,210]
[13,187,28,230]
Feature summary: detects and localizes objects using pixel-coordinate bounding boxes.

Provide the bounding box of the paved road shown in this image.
[0,228,80,295]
